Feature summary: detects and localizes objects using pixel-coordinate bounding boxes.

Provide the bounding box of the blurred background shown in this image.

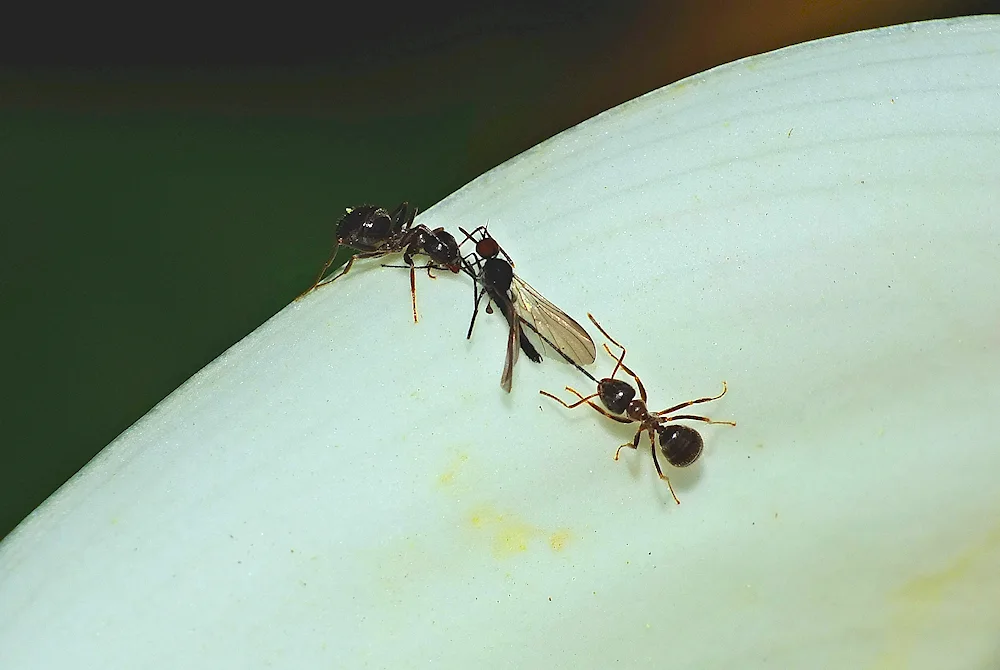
[1,0,996,540]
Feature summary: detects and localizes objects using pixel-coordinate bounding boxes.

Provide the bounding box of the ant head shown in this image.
[458,224,514,265]
[657,424,703,468]
[476,237,500,259]
[598,378,635,415]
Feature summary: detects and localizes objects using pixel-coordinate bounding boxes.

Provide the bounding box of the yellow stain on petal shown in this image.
[549,530,571,552]
[870,523,1000,670]
[468,505,572,560]
[436,452,469,488]
[898,544,982,603]
[497,525,530,555]
[438,454,573,559]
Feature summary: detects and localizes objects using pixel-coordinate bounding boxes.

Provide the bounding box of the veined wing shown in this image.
[509,275,597,367]
[500,308,520,393]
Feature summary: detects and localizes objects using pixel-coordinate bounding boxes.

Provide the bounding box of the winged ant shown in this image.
[458,225,596,393]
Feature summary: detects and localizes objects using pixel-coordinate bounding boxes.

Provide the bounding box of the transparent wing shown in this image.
[500,312,520,393]
[509,276,597,367]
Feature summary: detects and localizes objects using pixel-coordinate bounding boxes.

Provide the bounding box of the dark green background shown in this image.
[1,1,992,539]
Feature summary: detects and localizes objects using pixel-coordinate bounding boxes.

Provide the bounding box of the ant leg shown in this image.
[590,314,647,402]
[457,225,484,248]
[295,243,342,300]
[664,414,736,426]
[540,388,635,425]
[557,388,635,423]
[600,342,628,379]
[320,250,389,285]
[459,247,483,279]
[494,240,514,267]
[588,313,629,353]
[650,433,681,504]
[539,388,601,409]
[409,264,419,323]
[654,382,729,416]
[398,249,420,323]
[612,355,649,406]
[466,287,487,339]
[389,202,416,233]
[614,429,642,460]
[297,250,372,300]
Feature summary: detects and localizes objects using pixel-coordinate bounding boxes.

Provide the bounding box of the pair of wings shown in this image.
[499,274,597,392]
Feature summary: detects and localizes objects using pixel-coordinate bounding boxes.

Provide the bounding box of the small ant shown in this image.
[296,202,461,322]
[540,313,734,504]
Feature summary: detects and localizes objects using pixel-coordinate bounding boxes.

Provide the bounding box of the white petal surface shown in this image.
[2,17,1000,670]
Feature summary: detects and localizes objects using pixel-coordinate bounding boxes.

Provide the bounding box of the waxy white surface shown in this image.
[2,17,999,670]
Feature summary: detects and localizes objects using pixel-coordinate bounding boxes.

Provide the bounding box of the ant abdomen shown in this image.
[658,425,704,468]
[339,205,395,250]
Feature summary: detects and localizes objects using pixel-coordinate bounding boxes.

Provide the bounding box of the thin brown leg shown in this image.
[613,357,648,405]
[295,254,351,300]
[654,381,728,416]
[600,340,628,380]
[542,389,634,421]
[590,313,636,384]
[650,433,681,504]
[302,249,389,301]
[539,388,600,409]
[592,318,648,403]
[614,429,642,460]
[561,388,635,424]
[665,414,736,426]
[325,250,389,283]
[317,254,359,287]
[540,388,635,425]
[295,244,341,301]
[409,264,419,323]
[587,313,628,352]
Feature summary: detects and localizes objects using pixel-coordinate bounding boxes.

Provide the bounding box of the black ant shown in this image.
[296,202,461,322]
[540,313,734,504]
[459,225,596,392]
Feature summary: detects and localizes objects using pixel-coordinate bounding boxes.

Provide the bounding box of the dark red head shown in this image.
[476,236,500,259]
